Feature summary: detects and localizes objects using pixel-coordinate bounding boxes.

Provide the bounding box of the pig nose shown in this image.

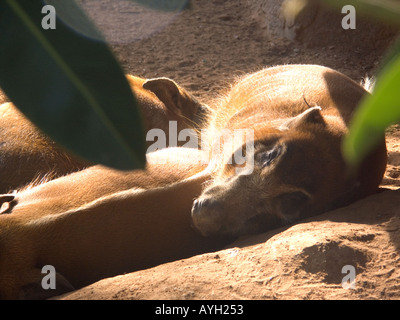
[191,198,224,236]
[192,198,223,215]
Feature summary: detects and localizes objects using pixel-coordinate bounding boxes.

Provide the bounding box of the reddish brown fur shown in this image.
[193,65,386,236]
[0,75,206,193]
[0,103,87,193]
[0,148,227,299]
[0,65,387,299]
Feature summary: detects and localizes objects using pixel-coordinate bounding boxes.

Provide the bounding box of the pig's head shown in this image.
[191,107,386,236]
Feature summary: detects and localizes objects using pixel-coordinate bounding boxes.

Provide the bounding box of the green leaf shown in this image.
[0,0,146,170]
[343,45,400,165]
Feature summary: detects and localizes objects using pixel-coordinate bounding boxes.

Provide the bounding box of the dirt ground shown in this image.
[3,0,400,300]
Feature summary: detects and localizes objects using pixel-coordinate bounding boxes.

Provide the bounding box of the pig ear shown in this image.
[144,77,209,128]
[143,77,186,116]
[281,106,325,130]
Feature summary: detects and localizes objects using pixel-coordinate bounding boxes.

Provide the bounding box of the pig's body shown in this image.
[0,65,386,299]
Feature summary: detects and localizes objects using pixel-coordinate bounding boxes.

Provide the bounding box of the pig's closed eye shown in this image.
[258,146,282,167]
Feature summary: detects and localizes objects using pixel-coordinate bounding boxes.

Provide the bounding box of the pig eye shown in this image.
[258,146,282,167]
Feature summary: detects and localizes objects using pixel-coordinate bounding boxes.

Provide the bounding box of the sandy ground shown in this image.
[2,0,400,300]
